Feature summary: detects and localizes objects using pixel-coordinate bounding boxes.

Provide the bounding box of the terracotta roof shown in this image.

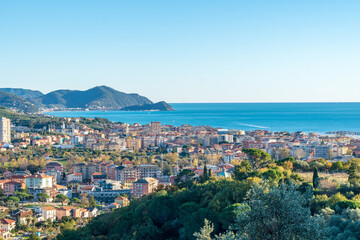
[27,174,52,179]
[42,206,56,211]
[0,218,16,224]
[91,172,102,176]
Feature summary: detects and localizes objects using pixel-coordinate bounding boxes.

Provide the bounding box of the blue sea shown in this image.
[45,103,360,133]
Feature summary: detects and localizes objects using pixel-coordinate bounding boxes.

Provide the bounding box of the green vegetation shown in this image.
[35,85,153,109]
[55,149,360,240]
[0,88,44,99]
[0,91,38,113]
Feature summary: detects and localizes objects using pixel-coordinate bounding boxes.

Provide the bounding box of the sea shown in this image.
[45,103,360,133]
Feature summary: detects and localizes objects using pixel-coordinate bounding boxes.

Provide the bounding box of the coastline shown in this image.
[42,102,360,134]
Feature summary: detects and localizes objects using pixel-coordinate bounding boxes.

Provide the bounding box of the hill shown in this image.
[0,90,39,113]
[122,101,175,111]
[0,88,44,99]
[57,180,250,240]
[35,86,154,110]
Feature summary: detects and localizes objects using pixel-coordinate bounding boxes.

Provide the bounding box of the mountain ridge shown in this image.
[1,86,174,112]
[0,90,39,113]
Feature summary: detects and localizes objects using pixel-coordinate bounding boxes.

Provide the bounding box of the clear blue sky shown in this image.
[1,1,359,102]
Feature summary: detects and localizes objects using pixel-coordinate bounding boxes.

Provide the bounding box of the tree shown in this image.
[194,219,214,240]
[89,195,97,208]
[55,194,68,203]
[242,149,272,170]
[348,160,359,183]
[196,182,324,240]
[293,148,306,160]
[329,161,343,172]
[37,193,49,202]
[312,167,320,189]
[278,148,290,160]
[325,208,360,239]
[175,169,195,188]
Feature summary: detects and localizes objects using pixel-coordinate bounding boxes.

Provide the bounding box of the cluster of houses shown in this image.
[3,115,360,164]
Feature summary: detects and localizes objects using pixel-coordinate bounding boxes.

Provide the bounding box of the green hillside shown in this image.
[0,90,39,113]
[0,88,44,99]
[35,85,153,109]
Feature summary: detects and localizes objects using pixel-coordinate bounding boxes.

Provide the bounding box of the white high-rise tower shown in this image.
[0,117,11,143]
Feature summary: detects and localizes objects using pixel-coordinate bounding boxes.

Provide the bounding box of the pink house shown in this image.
[4,181,23,196]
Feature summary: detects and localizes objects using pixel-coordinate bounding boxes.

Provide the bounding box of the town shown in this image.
[0,115,359,239]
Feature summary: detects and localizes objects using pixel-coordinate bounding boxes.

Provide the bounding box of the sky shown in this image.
[0,1,360,103]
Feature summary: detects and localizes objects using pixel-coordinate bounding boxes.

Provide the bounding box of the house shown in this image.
[13,209,33,225]
[67,172,83,183]
[132,177,159,198]
[26,174,53,189]
[0,218,16,232]
[85,207,98,218]
[80,185,95,195]
[91,172,107,184]
[114,195,129,207]
[0,229,10,239]
[40,206,56,222]
[45,161,64,172]
[56,206,74,220]
[3,181,23,196]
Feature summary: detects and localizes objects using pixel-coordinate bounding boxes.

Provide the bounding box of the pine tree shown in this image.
[89,195,97,208]
[201,165,208,183]
[313,167,320,189]
[348,161,358,183]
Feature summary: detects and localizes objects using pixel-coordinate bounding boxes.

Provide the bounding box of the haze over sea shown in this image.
[46,103,360,133]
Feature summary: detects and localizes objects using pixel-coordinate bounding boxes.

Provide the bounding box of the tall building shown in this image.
[0,117,11,143]
[150,121,161,135]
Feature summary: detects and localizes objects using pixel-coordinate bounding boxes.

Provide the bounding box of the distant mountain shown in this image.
[0,90,39,113]
[122,101,175,111]
[0,88,44,99]
[0,85,174,112]
[34,86,154,110]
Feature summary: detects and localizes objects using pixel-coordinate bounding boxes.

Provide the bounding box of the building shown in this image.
[26,174,53,189]
[150,121,161,135]
[45,161,64,172]
[132,177,159,198]
[126,138,142,150]
[73,163,97,180]
[67,172,83,183]
[56,206,74,220]
[13,209,33,224]
[135,164,162,179]
[0,218,16,232]
[91,172,107,184]
[3,181,23,196]
[114,165,136,183]
[0,117,11,144]
[41,206,56,221]
[0,218,15,239]
[114,195,129,207]
[314,146,331,159]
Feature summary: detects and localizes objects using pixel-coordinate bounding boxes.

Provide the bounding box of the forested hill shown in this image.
[56,152,360,240]
[1,85,174,111]
[0,90,39,113]
[35,86,153,109]
[0,88,44,99]
[57,180,251,240]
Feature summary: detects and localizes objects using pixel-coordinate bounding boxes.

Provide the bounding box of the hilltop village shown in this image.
[0,114,359,239]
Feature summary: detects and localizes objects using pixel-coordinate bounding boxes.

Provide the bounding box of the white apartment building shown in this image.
[0,117,11,143]
[25,174,53,189]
